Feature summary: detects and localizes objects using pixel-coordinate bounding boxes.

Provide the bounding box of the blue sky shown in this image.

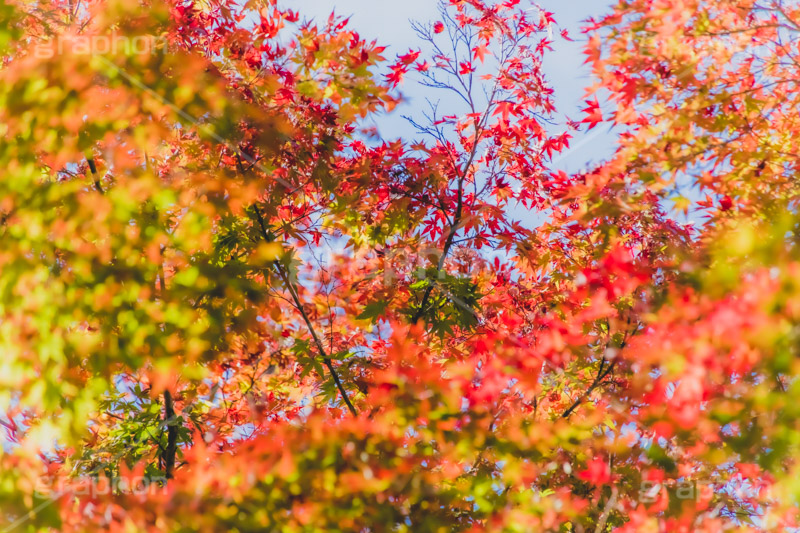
[293,0,617,172]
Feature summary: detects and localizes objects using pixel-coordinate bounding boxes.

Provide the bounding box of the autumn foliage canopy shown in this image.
[2,0,800,531]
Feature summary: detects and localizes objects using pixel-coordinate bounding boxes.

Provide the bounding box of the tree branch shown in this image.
[162,390,178,478]
[252,206,357,417]
[409,29,511,324]
[561,358,617,419]
[86,157,104,194]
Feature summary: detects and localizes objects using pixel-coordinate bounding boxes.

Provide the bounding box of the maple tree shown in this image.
[1,0,800,531]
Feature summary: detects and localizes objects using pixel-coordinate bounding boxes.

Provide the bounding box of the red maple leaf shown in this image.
[580,98,603,129]
[398,49,421,65]
[579,457,611,485]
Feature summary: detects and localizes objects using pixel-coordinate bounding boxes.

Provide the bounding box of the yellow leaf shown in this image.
[672,195,691,214]
[255,242,282,262]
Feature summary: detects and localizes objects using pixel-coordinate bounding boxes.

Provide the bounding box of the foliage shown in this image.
[0,0,799,531]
